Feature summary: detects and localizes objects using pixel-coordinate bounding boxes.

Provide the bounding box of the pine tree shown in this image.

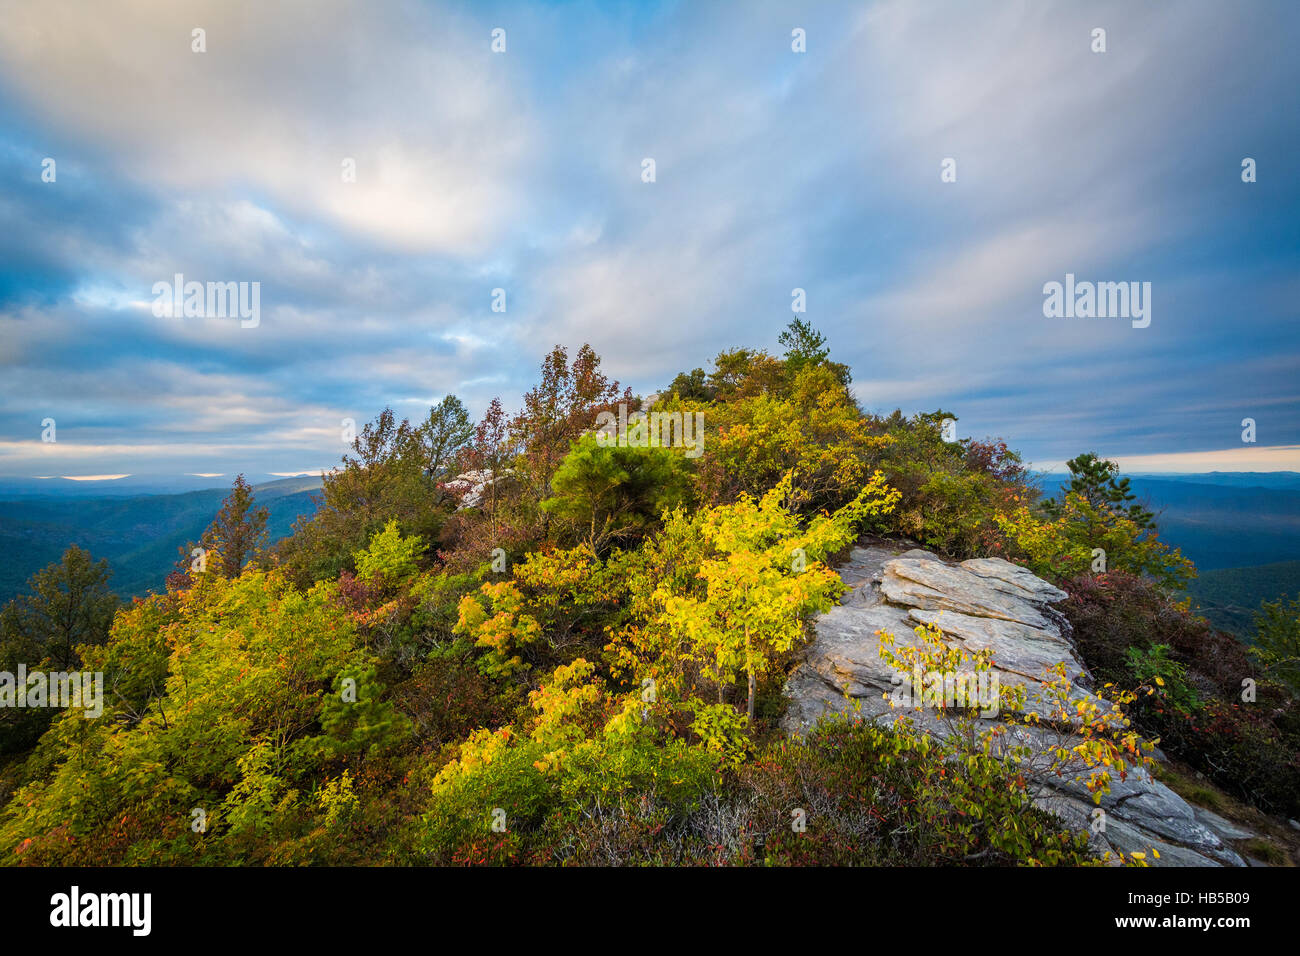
[1045,452,1155,531]
[197,474,270,578]
[778,317,830,368]
[778,318,851,387]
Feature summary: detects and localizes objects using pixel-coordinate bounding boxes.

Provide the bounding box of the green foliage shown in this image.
[542,434,690,554]
[1004,454,1193,588]
[1252,592,1300,695]
[454,582,542,678]
[390,639,521,745]
[0,569,406,864]
[6,332,1268,868]
[868,411,1030,557]
[997,492,1194,589]
[407,569,485,652]
[0,544,118,671]
[0,545,118,755]
[744,717,1097,866]
[1125,644,1201,716]
[509,343,628,520]
[665,366,713,402]
[221,739,297,835]
[689,702,753,767]
[1062,571,1300,817]
[421,395,475,482]
[878,620,1158,817]
[315,771,360,831]
[195,474,269,579]
[643,471,899,719]
[353,520,425,588]
[420,708,1095,866]
[703,347,786,401]
[699,364,891,514]
[452,544,626,681]
[419,658,719,864]
[1045,453,1155,531]
[777,318,851,388]
[78,593,174,718]
[777,317,830,368]
[510,545,624,645]
[272,407,453,586]
[317,664,410,758]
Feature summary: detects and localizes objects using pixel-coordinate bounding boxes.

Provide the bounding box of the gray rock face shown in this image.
[783,540,1245,867]
[1192,807,1259,843]
[959,557,1070,603]
[441,469,515,509]
[881,558,1055,629]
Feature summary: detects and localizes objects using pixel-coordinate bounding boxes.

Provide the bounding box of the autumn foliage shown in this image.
[0,323,1258,867]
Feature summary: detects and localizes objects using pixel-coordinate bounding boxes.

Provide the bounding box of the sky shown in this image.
[0,0,1297,480]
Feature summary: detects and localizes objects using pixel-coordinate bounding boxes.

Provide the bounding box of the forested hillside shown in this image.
[2,326,1297,867]
[0,478,320,604]
[1189,561,1300,640]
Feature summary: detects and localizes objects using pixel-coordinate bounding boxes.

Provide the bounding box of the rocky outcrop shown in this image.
[783,538,1245,867]
[440,469,515,509]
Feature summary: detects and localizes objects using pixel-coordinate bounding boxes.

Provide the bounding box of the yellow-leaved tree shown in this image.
[656,471,899,721]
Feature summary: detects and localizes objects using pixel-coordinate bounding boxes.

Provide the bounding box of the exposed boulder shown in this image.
[881,558,1056,629]
[440,469,515,510]
[783,538,1245,867]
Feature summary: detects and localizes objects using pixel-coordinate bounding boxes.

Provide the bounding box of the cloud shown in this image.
[0,0,1296,476]
[0,0,534,255]
[1099,445,1300,474]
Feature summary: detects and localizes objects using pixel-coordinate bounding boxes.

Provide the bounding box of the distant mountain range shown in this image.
[0,473,326,498]
[1038,473,1300,570]
[1037,472,1300,638]
[1119,471,1300,491]
[0,476,322,603]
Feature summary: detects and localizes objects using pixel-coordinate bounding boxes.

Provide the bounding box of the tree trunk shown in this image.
[745,625,756,721]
